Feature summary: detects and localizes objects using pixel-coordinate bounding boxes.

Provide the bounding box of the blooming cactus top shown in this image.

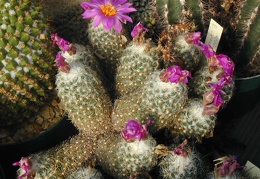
[121,119,151,142]
[186,31,235,115]
[81,0,136,33]
[214,156,244,178]
[160,65,191,84]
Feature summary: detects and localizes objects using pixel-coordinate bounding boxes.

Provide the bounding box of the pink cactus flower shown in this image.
[131,22,148,38]
[121,119,151,142]
[81,0,137,33]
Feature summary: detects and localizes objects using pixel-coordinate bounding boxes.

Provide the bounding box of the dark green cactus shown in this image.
[0,0,56,127]
[42,0,89,45]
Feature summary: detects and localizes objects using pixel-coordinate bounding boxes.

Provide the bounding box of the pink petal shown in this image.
[112,0,127,6]
[82,9,98,19]
[93,15,102,27]
[114,18,123,33]
[81,2,89,10]
[102,17,114,31]
[118,14,133,23]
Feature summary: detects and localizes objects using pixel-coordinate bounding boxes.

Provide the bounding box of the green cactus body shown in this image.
[235,0,260,68]
[168,98,217,141]
[112,69,188,133]
[166,0,185,24]
[95,133,157,179]
[55,45,112,136]
[159,142,203,179]
[112,91,149,132]
[0,0,56,127]
[115,35,161,97]
[87,23,129,76]
[189,66,235,106]
[141,70,188,131]
[159,25,201,72]
[16,133,96,179]
[67,167,104,179]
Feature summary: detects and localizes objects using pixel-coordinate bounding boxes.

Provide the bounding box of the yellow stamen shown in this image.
[100,4,117,16]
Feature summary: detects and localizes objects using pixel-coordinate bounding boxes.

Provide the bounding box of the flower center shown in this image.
[100,4,117,16]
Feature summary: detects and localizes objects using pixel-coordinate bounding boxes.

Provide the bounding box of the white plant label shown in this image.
[205,19,223,52]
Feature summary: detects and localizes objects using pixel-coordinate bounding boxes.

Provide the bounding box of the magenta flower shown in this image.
[208,81,226,107]
[173,140,188,157]
[217,54,235,78]
[55,52,70,73]
[55,52,66,67]
[81,0,137,33]
[196,42,215,58]
[160,65,191,84]
[13,157,32,179]
[121,119,151,142]
[217,156,245,177]
[185,31,201,44]
[51,33,71,52]
[131,22,148,38]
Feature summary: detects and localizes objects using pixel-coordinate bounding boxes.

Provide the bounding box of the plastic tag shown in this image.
[244,161,260,177]
[205,19,223,52]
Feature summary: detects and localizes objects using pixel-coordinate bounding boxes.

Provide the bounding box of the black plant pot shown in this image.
[0,115,78,179]
[215,75,260,167]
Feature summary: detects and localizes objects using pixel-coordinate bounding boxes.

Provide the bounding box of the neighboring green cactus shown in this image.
[14,133,96,179]
[54,38,112,136]
[115,25,161,97]
[42,0,89,45]
[95,121,157,179]
[0,0,56,127]
[112,66,189,133]
[157,140,204,179]
[168,98,217,142]
[234,0,260,70]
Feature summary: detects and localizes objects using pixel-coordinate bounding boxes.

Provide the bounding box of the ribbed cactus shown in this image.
[232,0,260,74]
[168,98,217,142]
[112,65,189,133]
[13,133,96,179]
[0,0,56,127]
[53,35,112,136]
[115,23,162,97]
[43,0,89,45]
[157,140,204,179]
[95,120,158,179]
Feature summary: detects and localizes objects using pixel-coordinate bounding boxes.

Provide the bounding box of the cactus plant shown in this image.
[157,140,204,179]
[53,35,112,136]
[0,0,56,127]
[95,120,158,179]
[112,65,190,133]
[158,27,202,72]
[115,23,162,97]
[206,155,257,179]
[81,0,136,81]
[67,166,104,179]
[42,0,89,45]
[168,98,217,142]
[128,0,164,42]
[13,133,96,179]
